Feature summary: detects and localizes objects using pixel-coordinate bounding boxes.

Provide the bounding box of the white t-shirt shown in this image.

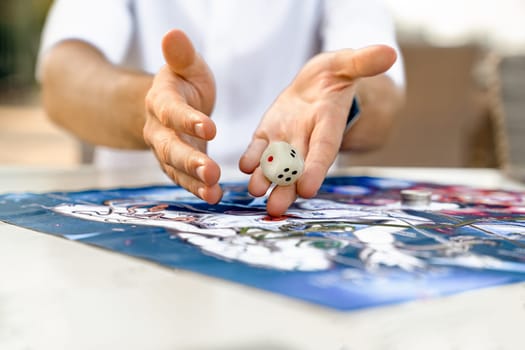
[38,0,404,169]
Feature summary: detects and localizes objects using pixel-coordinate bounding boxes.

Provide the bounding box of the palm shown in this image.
[154,30,216,152]
[159,29,215,116]
[144,30,222,205]
[240,45,397,216]
[169,61,215,118]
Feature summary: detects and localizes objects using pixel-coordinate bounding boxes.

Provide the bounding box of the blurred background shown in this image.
[0,0,524,175]
[0,0,79,165]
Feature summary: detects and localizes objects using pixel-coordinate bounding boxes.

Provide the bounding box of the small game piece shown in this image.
[400,189,432,207]
[260,141,304,186]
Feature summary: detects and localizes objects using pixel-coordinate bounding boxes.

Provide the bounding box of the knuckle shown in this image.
[182,107,196,132]
[144,90,158,116]
[164,165,180,185]
[149,131,172,164]
[318,136,338,150]
[158,138,172,164]
[317,71,334,89]
[186,181,201,197]
[157,103,171,125]
[184,148,200,174]
[168,168,201,196]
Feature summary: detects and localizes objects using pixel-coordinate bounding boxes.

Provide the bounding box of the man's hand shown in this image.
[239,45,398,216]
[144,29,222,204]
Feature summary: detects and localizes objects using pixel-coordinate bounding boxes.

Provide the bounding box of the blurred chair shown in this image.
[339,44,506,169]
[499,55,525,180]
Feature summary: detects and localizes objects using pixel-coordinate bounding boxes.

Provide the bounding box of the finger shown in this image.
[162,162,223,204]
[146,116,220,186]
[149,89,216,140]
[332,45,397,80]
[248,167,271,197]
[297,118,345,198]
[266,185,297,217]
[239,138,268,174]
[162,29,195,74]
[162,29,206,78]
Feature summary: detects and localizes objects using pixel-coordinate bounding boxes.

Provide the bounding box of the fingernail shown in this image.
[194,123,205,138]
[196,165,206,182]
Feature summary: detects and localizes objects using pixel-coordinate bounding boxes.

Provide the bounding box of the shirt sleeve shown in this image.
[321,0,405,88]
[36,0,133,79]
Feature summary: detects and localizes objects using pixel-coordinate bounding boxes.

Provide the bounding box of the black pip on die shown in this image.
[260,141,304,186]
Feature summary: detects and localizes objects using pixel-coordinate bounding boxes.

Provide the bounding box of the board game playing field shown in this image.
[1,176,524,310]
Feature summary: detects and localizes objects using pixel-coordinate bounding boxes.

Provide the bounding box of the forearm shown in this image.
[40,40,153,149]
[341,74,405,151]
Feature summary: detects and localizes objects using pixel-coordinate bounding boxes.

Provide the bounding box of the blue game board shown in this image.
[1,176,524,310]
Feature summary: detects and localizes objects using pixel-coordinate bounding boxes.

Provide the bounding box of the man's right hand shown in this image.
[144,29,222,204]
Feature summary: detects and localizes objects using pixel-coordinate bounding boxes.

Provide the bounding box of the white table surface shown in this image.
[1,165,524,350]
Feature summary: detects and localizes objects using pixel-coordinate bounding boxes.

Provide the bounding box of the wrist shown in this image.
[114,70,153,148]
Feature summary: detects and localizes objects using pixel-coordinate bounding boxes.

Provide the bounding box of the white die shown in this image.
[260,141,304,186]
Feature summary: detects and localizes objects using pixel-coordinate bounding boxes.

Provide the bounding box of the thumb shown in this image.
[333,45,397,80]
[162,29,200,76]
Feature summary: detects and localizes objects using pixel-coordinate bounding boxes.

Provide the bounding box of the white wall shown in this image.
[384,0,525,54]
